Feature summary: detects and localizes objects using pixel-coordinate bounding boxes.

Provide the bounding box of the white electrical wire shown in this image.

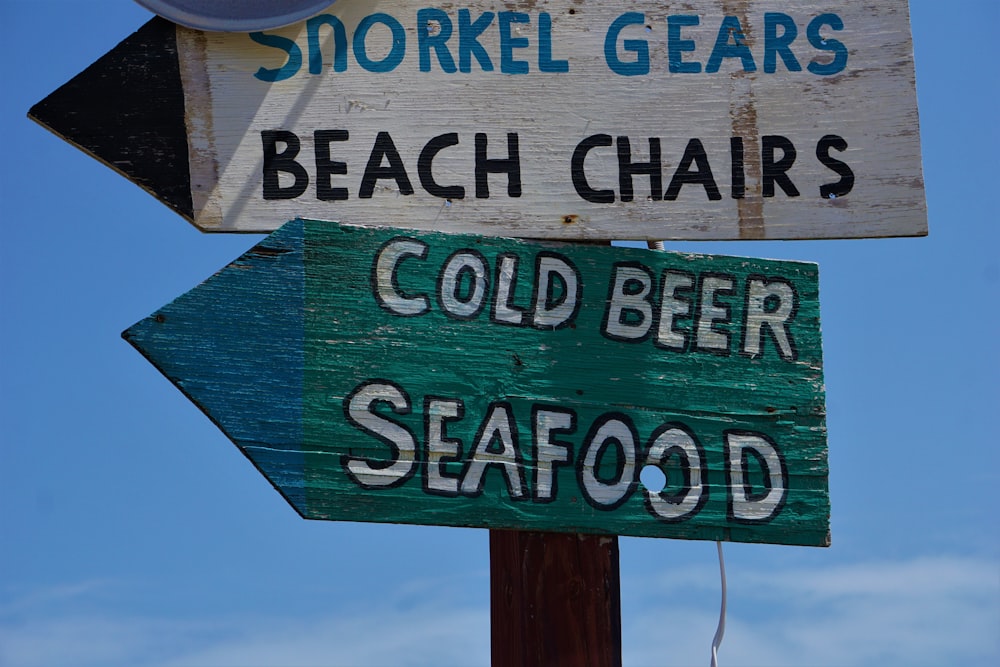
[710,541,727,667]
[645,239,729,664]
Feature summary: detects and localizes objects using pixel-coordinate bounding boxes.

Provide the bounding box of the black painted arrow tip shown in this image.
[28,18,194,222]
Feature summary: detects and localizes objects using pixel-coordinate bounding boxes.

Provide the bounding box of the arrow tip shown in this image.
[29,18,194,222]
[123,222,309,514]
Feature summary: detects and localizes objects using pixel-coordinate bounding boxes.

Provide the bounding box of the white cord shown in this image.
[645,240,728,665]
[710,541,727,667]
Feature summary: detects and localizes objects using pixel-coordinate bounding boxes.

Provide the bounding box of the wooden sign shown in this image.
[31,1,925,240]
[124,219,829,546]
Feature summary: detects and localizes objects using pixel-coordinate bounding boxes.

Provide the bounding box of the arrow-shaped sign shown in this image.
[124,219,829,546]
[32,2,925,240]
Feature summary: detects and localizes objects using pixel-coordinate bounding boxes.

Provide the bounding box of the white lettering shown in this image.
[603,264,654,340]
[695,275,734,352]
[579,416,637,508]
[425,398,463,495]
[460,403,526,498]
[726,431,787,522]
[531,254,580,329]
[373,238,429,316]
[533,408,574,501]
[742,277,797,360]
[644,426,706,521]
[656,270,693,349]
[439,250,488,318]
[344,381,416,488]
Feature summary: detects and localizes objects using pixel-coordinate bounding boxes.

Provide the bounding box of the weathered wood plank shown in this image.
[491,530,622,667]
[28,18,193,220]
[34,1,925,240]
[124,218,829,545]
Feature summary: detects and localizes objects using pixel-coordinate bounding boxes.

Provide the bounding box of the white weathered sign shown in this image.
[32,0,926,239]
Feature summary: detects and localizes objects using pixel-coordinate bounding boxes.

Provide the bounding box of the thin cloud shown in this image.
[0,595,489,667]
[0,579,115,616]
[623,555,999,666]
[1,555,996,667]
[159,607,489,667]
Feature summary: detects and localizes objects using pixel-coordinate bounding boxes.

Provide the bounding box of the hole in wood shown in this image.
[639,464,666,493]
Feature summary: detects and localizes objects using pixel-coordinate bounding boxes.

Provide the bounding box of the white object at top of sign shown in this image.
[134,0,338,31]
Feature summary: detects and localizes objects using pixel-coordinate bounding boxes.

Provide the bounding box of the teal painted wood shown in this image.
[124,226,306,510]
[125,219,829,546]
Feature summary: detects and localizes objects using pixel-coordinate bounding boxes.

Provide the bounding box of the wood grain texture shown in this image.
[491,530,622,667]
[28,18,193,220]
[124,218,829,546]
[33,1,925,240]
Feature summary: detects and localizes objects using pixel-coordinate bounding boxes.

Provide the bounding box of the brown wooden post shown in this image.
[490,530,622,667]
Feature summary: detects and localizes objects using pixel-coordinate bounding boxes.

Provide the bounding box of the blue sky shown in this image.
[1,1,998,666]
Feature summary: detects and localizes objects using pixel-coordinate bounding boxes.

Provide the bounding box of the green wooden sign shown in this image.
[124,219,829,546]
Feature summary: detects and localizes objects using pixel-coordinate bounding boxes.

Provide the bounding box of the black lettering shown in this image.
[664,139,721,201]
[261,130,308,200]
[762,135,800,197]
[730,136,745,199]
[475,133,521,198]
[617,136,663,202]
[314,129,349,201]
[571,134,615,203]
[816,134,855,198]
[418,133,465,199]
[359,132,415,199]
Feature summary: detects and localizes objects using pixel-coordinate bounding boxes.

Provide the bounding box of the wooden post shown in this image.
[490,530,622,667]
[489,237,622,666]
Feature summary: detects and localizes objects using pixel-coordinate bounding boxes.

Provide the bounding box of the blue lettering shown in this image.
[763,13,801,73]
[418,8,456,73]
[250,31,302,82]
[250,10,843,81]
[706,16,756,73]
[538,12,568,73]
[604,13,649,76]
[307,15,347,74]
[668,15,701,74]
[806,13,848,75]
[354,13,406,73]
[499,11,530,74]
[459,10,495,72]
